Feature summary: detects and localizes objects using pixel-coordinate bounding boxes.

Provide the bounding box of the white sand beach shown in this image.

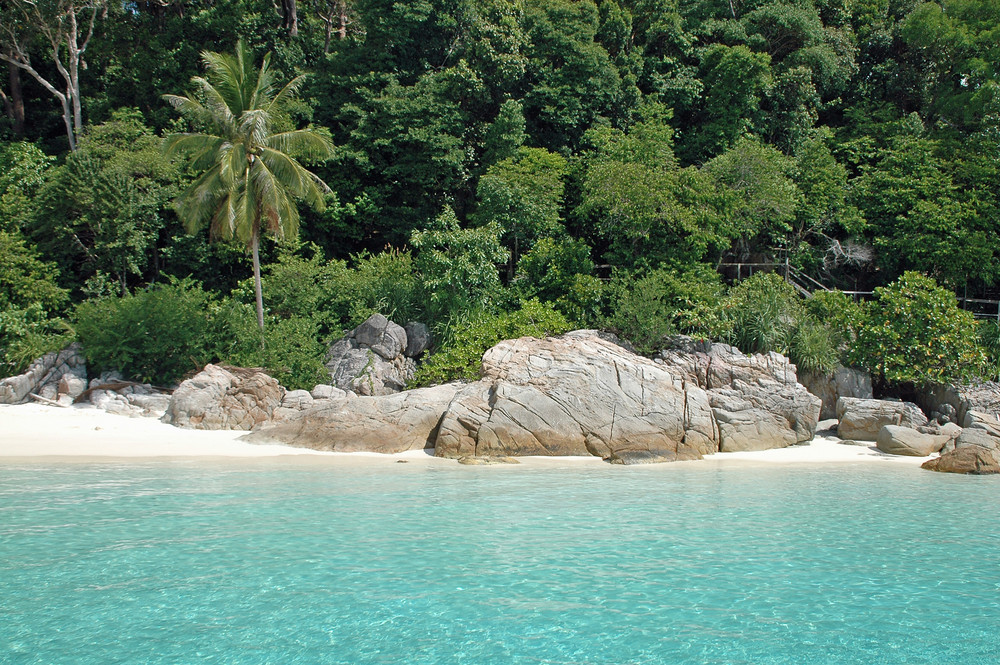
[0,404,933,466]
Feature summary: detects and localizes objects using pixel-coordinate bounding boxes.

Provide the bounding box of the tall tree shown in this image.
[0,0,106,150]
[163,41,334,331]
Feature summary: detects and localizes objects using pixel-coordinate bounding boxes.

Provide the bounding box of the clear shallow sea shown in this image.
[1,460,998,665]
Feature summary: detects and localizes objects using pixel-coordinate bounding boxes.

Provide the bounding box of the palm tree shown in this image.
[163,40,333,331]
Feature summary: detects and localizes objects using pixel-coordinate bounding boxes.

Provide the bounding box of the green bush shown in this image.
[0,304,73,376]
[723,272,838,374]
[804,289,866,355]
[980,320,1000,381]
[414,299,572,386]
[515,236,604,326]
[74,278,216,385]
[849,272,987,387]
[410,207,509,322]
[606,263,729,354]
[213,299,327,391]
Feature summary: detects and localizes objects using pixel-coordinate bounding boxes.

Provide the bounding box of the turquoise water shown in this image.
[2,461,998,664]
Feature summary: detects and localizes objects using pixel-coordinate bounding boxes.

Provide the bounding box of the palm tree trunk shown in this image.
[252,227,265,333]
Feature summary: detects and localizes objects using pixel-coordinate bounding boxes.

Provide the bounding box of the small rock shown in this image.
[457,456,520,465]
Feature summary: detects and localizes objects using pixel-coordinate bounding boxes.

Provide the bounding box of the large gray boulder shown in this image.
[433,332,716,460]
[954,427,1000,453]
[353,313,407,360]
[962,410,1000,437]
[244,383,461,453]
[800,367,873,420]
[876,425,952,457]
[0,343,87,405]
[918,382,1000,427]
[324,314,420,395]
[162,364,284,430]
[836,397,927,441]
[404,322,432,357]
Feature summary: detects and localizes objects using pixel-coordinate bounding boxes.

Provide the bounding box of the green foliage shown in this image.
[703,136,801,251]
[0,142,55,231]
[475,146,568,273]
[73,278,218,385]
[0,304,73,376]
[804,289,866,354]
[577,108,730,268]
[0,230,70,374]
[32,110,178,294]
[605,264,730,355]
[978,320,1000,381]
[414,299,572,386]
[850,272,987,387]
[723,272,838,374]
[0,230,68,312]
[410,207,509,321]
[853,134,998,287]
[212,299,328,391]
[515,236,603,326]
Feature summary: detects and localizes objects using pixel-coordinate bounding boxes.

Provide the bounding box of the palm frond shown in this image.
[239,109,271,148]
[201,48,248,117]
[250,158,301,238]
[259,148,330,210]
[189,77,236,135]
[267,74,309,114]
[162,133,225,161]
[265,130,334,161]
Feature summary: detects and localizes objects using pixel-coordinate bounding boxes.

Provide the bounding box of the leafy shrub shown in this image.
[0,304,73,376]
[0,230,70,374]
[410,207,509,322]
[980,320,1000,381]
[849,272,987,387]
[414,299,572,386]
[346,249,421,327]
[213,299,327,391]
[515,236,604,326]
[723,272,838,374]
[606,263,729,354]
[804,289,866,355]
[74,278,216,385]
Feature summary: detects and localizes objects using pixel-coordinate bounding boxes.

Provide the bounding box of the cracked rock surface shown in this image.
[248,331,821,463]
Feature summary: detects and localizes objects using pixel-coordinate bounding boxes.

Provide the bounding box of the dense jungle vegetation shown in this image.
[1,0,998,393]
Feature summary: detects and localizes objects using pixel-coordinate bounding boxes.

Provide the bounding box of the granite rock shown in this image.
[922,446,1000,474]
[163,364,284,430]
[836,397,927,441]
[876,425,951,456]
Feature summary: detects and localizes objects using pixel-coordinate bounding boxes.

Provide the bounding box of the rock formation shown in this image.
[836,397,927,441]
[799,367,873,420]
[922,446,1000,474]
[875,425,954,457]
[0,343,86,405]
[162,364,284,430]
[323,313,430,396]
[248,331,822,462]
[243,383,460,452]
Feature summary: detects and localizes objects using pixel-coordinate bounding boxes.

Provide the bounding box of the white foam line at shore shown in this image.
[0,404,934,466]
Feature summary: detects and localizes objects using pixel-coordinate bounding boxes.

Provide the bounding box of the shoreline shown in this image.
[0,404,933,467]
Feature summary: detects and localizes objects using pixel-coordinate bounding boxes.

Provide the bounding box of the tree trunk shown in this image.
[282,0,298,36]
[337,0,348,40]
[252,227,265,333]
[5,56,25,136]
